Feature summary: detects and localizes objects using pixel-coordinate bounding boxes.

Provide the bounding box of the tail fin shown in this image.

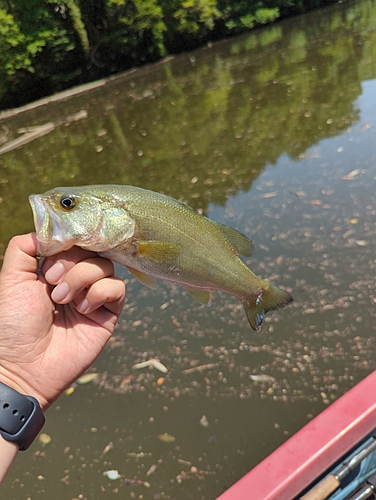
[244,284,293,331]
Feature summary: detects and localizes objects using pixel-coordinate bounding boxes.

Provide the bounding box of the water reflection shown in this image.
[1,1,376,499]
[1,0,375,242]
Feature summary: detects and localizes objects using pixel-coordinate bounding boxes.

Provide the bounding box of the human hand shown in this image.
[0,233,126,411]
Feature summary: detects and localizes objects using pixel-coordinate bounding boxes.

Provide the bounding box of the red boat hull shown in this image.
[217,370,376,500]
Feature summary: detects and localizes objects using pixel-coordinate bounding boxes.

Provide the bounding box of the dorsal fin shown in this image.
[213,221,254,257]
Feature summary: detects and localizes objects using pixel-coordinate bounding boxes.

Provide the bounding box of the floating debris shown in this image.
[77,372,98,384]
[158,433,176,443]
[132,359,168,373]
[342,169,360,180]
[38,433,51,445]
[250,374,276,383]
[146,464,157,477]
[177,459,192,466]
[293,190,306,198]
[32,450,46,461]
[0,110,87,155]
[0,123,54,155]
[124,478,151,488]
[100,441,114,459]
[119,375,134,388]
[183,363,218,374]
[105,470,120,480]
[199,415,209,428]
[175,466,211,483]
[261,191,278,198]
[60,474,70,485]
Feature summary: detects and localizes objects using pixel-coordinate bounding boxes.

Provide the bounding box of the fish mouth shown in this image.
[29,194,71,256]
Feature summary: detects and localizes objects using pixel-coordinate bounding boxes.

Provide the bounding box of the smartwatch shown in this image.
[0,382,45,450]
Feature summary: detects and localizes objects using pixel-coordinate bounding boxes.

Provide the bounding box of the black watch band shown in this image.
[0,382,45,450]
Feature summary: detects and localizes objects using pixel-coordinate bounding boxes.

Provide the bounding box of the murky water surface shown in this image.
[1,1,376,498]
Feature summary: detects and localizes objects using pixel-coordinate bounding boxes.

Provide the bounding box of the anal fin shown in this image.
[184,287,212,305]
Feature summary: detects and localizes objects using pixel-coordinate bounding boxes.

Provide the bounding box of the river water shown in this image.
[1,1,376,498]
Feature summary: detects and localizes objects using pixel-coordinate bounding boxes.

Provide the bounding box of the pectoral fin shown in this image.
[137,241,180,262]
[212,221,254,257]
[184,287,212,305]
[127,267,158,289]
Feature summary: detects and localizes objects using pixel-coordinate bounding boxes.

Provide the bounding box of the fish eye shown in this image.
[60,195,76,210]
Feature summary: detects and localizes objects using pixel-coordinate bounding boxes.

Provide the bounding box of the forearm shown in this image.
[0,437,18,483]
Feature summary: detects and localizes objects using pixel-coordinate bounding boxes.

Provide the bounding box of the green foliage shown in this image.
[218,1,283,33]
[255,8,280,24]
[0,1,81,106]
[106,0,167,57]
[173,0,221,34]
[0,0,341,109]
[0,9,32,77]
[225,8,280,31]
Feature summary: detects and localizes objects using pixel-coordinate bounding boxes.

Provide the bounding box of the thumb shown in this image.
[1,234,39,278]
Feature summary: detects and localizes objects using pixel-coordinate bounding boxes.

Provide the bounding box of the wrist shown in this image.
[0,382,45,451]
[0,368,48,412]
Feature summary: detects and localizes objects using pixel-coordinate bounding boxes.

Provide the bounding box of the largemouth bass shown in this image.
[29,185,293,331]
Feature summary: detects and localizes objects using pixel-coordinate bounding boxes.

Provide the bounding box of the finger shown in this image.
[50,257,115,304]
[1,234,39,277]
[75,277,125,315]
[43,247,99,284]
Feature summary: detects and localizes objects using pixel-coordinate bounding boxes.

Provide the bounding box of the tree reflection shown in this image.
[0,0,374,243]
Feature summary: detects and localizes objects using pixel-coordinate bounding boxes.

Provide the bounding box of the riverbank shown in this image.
[0,0,341,111]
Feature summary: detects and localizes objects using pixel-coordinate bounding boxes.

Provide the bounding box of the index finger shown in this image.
[42,246,102,284]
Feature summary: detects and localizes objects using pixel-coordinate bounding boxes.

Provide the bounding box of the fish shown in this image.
[29,185,293,331]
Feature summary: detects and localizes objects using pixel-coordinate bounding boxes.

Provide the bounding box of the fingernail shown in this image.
[77,299,89,314]
[45,261,65,284]
[51,281,70,303]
